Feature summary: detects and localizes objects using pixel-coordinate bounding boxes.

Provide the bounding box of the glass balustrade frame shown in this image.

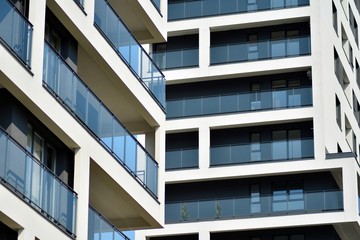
[210,36,311,65]
[168,0,310,21]
[88,206,130,240]
[0,126,77,237]
[165,189,343,223]
[42,41,159,199]
[152,47,199,70]
[210,138,314,166]
[167,86,312,119]
[0,0,33,69]
[165,147,199,170]
[94,0,166,110]
[150,0,162,14]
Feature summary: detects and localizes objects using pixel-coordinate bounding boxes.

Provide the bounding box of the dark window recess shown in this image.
[45,8,78,68]
[153,34,199,69]
[9,0,29,17]
[0,222,17,240]
[166,132,199,170]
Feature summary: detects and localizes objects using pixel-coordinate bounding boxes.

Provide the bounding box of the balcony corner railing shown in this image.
[88,206,130,240]
[0,0,33,68]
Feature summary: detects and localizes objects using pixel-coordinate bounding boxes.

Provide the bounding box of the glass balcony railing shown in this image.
[210,138,314,166]
[210,36,311,65]
[94,0,165,109]
[0,0,33,68]
[151,0,161,12]
[73,0,84,9]
[0,127,77,236]
[42,42,158,198]
[88,206,130,240]
[152,48,199,70]
[168,0,310,21]
[165,189,343,223]
[166,148,198,170]
[167,86,312,119]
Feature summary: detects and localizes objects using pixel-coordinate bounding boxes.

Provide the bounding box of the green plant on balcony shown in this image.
[215,200,222,219]
[181,202,190,221]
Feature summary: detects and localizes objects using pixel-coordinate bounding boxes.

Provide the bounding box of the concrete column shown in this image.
[145,131,156,157]
[73,148,91,240]
[155,125,166,224]
[199,26,210,68]
[18,229,35,240]
[199,230,210,240]
[199,126,210,170]
[84,0,96,25]
[27,0,46,81]
[342,162,358,218]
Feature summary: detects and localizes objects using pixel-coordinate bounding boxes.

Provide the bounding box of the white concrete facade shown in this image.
[0,0,166,239]
[137,0,360,240]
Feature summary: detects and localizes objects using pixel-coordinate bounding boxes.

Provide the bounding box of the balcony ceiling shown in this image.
[89,161,160,230]
[108,0,165,43]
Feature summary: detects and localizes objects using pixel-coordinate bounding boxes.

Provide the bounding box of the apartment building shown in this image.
[0,0,167,239]
[137,0,360,240]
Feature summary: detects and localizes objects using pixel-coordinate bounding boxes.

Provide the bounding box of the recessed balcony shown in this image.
[0,127,77,236]
[165,189,343,223]
[0,0,33,68]
[167,86,312,119]
[211,35,310,65]
[210,138,314,166]
[168,0,310,21]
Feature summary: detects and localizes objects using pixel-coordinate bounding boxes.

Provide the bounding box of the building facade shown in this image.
[0,0,167,239]
[137,0,360,240]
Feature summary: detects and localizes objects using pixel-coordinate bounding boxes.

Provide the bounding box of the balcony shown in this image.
[210,36,311,65]
[88,206,130,240]
[168,0,310,21]
[166,148,198,170]
[94,0,165,110]
[165,189,343,223]
[0,127,77,236]
[167,86,312,119]
[0,0,33,68]
[42,42,158,198]
[152,47,199,70]
[210,138,314,166]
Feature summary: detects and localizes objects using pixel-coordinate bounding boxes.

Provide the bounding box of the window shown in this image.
[336,95,341,129]
[272,181,304,212]
[27,124,57,172]
[250,133,261,161]
[250,184,261,214]
[251,83,261,110]
[272,129,302,160]
[248,34,258,60]
[10,0,29,17]
[248,0,257,11]
[333,2,338,34]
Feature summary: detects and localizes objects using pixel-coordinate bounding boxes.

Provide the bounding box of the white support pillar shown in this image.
[342,162,358,218]
[199,230,210,240]
[73,148,91,240]
[199,26,210,69]
[155,125,166,224]
[18,229,35,240]
[199,126,210,170]
[84,0,96,26]
[27,0,46,81]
